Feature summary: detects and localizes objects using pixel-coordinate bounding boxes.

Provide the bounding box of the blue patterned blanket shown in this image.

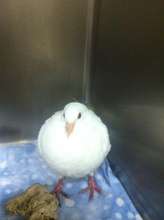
[0,142,142,220]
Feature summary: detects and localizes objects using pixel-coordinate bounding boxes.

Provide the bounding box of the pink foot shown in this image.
[52,178,68,199]
[80,175,101,200]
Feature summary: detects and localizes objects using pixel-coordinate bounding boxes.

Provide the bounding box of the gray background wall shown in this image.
[0,0,87,141]
[90,0,164,219]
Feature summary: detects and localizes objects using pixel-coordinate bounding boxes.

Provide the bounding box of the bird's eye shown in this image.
[78,112,81,119]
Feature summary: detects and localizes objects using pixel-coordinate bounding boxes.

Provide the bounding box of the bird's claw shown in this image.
[52,179,69,201]
[80,175,101,200]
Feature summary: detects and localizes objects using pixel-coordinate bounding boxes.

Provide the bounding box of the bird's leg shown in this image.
[53,178,64,194]
[52,178,69,199]
[80,175,101,200]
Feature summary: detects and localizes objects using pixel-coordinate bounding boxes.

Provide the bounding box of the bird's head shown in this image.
[63,102,88,137]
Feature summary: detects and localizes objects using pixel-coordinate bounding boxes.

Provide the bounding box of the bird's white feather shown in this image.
[38,102,111,178]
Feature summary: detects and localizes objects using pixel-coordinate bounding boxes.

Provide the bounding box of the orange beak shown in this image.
[65,122,75,137]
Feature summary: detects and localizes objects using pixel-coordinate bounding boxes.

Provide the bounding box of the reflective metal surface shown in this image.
[0,0,87,141]
[90,0,164,219]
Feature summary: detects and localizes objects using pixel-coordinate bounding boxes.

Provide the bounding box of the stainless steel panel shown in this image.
[0,0,87,141]
[90,0,164,219]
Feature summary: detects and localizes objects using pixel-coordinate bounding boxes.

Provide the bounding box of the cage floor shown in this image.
[0,141,143,220]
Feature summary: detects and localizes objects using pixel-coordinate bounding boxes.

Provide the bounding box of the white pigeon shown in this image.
[38,102,111,199]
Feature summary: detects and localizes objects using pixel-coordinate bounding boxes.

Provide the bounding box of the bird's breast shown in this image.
[38,119,110,177]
